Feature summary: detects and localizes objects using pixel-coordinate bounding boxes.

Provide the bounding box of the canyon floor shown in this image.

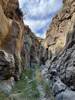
[0,65,54,100]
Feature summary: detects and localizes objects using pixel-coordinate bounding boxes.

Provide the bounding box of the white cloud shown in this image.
[24,18,52,38]
[24,18,50,31]
[19,0,63,38]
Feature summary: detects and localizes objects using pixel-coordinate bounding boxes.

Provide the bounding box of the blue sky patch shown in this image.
[19,0,63,38]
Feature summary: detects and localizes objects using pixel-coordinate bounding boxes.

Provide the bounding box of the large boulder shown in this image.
[0,50,15,80]
[50,70,75,100]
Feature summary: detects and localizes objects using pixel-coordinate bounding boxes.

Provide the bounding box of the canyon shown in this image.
[0,0,75,100]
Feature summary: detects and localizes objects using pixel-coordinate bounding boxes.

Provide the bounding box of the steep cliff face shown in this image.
[1,0,75,99]
[0,0,24,80]
[48,0,75,93]
[21,26,42,68]
[45,0,75,55]
[0,0,42,81]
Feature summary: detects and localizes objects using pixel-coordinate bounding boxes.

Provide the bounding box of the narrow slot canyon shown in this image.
[0,0,75,100]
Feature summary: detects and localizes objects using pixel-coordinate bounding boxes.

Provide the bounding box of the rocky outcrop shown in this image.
[45,0,75,55]
[49,26,75,89]
[0,0,43,82]
[0,0,45,96]
[0,50,15,80]
[0,0,24,80]
[22,26,42,68]
[47,0,75,98]
[45,0,75,99]
[0,0,25,96]
[50,70,75,100]
[1,0,75,99]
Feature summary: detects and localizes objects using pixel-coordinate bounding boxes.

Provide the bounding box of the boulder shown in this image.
[0,50,15,80]
[50,70,75,100]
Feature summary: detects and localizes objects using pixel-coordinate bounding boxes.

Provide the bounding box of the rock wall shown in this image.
[21,26,42,68]
[1,0,75,98]
[47,0,75,96]
[45,0,75,55]
[0,0,42,81]
[0,0,24,80]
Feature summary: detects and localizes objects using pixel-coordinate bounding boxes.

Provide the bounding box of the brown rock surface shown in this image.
[48,0,75,90]
[0,0,42,80]
[45,0,75,55]
[0,0,24,80]
[49,26,75,88]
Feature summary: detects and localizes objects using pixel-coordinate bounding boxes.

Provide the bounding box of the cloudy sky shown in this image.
[19,0,63,38]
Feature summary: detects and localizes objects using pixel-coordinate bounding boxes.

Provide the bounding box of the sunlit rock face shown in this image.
[45,0,75,55]
[0,0,24,80]
[0,4,9,47]
[48,0,75,92]
[0,0,43,81]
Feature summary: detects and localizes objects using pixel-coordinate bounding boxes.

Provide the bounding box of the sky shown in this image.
[19,0,63,38]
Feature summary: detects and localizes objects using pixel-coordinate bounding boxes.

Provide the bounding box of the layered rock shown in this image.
[0,0,24,80]
[21,26,42,68]
[48,0,75,92]
[0,0,43,81]
[49,26,75,89]
[45,0,75,55]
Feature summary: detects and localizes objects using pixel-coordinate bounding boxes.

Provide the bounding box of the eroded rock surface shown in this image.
[0,0,24,80]
[21,26,42,68]
[50,70,75,100]
[45,0,75,55]
[44,0,75,88]
[46,0,75,99]
[49,27,75,89]
[0,0,43,82]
